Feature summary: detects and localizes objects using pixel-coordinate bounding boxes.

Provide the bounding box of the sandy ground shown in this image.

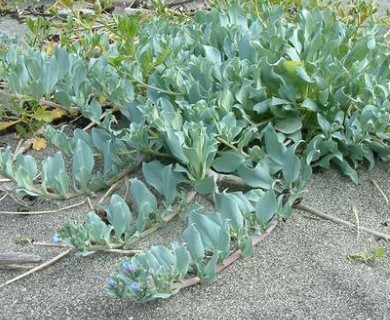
[0,155,389,320]
[1,1,390,319]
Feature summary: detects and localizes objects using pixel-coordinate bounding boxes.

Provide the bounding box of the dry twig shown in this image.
[0,252,41,265]
[0,264,35,270]
[0,249,72,289]
[98,179,123,204]
[0,186,32,207]
[370,179,389,204]
[0,200,86,215]
[87,197,94,210]
[0,191,8,202]
[352,207,360,240]
[33,242,68,248]
[295,203,390,241]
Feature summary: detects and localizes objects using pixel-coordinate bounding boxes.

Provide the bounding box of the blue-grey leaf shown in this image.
[255,189,277,226]
[183,224,204,261]
[264,127,287,164]
[194,176,215,194]
[107,194,132,241]
[282,148,301,184]
[237,160,273,189]
[215,193,244,228]
[203,45,221,65]
[202,251,220,283]
[72,139,94,174]
[142,161,180,205]
[43,58,59,96]
[85,211,113,245]
[130,178,158,231]
[212,151,245,173]
[165,129,186,163]
[173,244,190,278]
[189,212,230,253]
[274,117,302,134]
[150,245,176,268]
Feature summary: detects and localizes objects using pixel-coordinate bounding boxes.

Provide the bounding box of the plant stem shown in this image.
[135,80,182,96]
[0,89,79,113]
[136,190,197,242]
[146,149,172,158]
[171,219,278,294]
[106,156,146,185]
[216,136,249,157]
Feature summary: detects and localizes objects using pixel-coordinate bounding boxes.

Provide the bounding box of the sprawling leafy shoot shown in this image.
[54,161,184,254]
[0,0,389,301]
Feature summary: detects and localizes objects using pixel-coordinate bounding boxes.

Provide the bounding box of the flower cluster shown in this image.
[50,234,62,244]
[123,261,137,273]
[55,220,90,252]
[107,258,179,301]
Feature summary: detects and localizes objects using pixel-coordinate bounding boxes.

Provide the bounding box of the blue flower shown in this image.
[106,276,117,287]
[130,281,140,291]
[123,261,137,273]
[50,234,61,244]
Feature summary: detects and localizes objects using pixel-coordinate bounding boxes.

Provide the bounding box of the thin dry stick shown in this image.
[294,203,390,241]
[370,179,389,204]
[0,186,32,207]
[216,136,249,157]
[0,264,35,270]
[15,139,33,156]
[106,157,145,186]
[0,249,72,290]
[33,242,142,256]
[83,108,113,131]
[352,207,360,240]
[0,200,86,215]
[33,242,68,248]
[0,178,12,183]
[98,179,123,204]
[0,90,78,113]
[38,98,79,113]
[123,178,130,201]
[87,197,94,210]
[7,193,31,207]
[0,252,41,265]
[94,248,142,255]
[14,139,24,154]
[0,191,8,202]
[165,0,201,8]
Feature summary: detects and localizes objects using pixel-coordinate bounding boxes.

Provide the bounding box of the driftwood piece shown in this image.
[0,252,41,265]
